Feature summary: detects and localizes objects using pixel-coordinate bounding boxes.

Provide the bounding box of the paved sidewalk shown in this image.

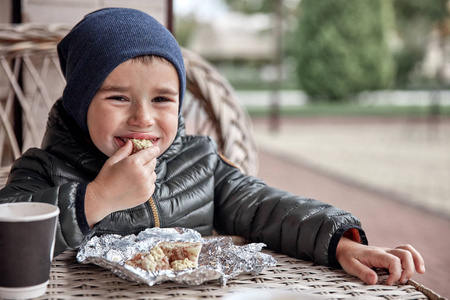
[252,117,450,218]
[251,116,450,298]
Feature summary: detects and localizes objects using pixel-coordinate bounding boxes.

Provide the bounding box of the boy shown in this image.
[0,8,424,286]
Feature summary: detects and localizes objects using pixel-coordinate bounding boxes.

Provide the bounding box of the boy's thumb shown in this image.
[109,140,133,163]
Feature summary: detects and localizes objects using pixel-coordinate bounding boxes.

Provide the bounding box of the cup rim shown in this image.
[0,202,60,222]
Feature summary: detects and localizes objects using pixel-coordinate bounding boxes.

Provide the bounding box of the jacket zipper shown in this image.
[148,196,160,227]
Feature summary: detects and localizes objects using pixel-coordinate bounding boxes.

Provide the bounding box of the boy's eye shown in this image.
[108,96,128,102]
[153,97,169,103]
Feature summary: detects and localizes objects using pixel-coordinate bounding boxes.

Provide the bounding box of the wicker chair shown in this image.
[0,24,258,187]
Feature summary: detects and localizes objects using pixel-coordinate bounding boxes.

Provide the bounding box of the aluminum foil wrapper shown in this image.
[76,228,277,286]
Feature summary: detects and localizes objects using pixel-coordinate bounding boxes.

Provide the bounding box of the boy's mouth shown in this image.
[117,137,158,150]
[117,137,157,154]
[119,137,157,144]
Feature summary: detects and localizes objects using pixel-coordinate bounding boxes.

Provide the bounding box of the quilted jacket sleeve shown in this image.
[213,155,366,267]
[0,149,93,256]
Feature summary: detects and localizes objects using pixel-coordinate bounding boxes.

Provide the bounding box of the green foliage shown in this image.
[246,102,450,118]
[394,0,448,23]
[223,0,274,14]
[296,0,395,101]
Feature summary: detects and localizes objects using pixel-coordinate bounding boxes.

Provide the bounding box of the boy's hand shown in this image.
[336,236,425,285]
[85,140,160,226]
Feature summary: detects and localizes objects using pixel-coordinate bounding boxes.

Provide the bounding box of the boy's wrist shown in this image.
[328,226,367,268]
[336,236,359,260]
[336,229,366,263]
[85,181,110,227]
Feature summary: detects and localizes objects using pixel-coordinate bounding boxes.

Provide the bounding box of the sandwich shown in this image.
[126,241,202,271]
[128,138,153,154]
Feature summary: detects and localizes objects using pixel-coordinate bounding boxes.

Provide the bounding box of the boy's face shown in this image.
[87,58,180,157]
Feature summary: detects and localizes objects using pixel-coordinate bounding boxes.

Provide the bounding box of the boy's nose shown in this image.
[127,103,155,127]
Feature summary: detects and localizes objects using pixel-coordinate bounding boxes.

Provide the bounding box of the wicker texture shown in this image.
[35,247,435,300]
[0,24,258,188]
[0,24,70,187]
[182,48,258,175]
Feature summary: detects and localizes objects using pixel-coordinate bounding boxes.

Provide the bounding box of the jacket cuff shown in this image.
[75,183,93,235]
[328,225,368,269]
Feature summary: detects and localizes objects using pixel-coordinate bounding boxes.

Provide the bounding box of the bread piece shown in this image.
[159,242,202,270]
[130,138,153,154]
[125,245,170,271]
[126,241,202,272]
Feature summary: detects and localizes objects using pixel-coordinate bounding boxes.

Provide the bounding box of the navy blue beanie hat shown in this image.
[57,7,186,133]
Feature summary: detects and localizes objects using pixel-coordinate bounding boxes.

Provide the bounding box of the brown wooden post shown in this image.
[166,0,173,34]
[12,0,23,150]
[269,0,283,132]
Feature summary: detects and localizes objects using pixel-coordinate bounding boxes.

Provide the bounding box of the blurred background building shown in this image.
[1,0,167,25]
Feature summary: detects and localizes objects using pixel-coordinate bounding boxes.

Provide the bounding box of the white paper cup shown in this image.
[0,202,59,299]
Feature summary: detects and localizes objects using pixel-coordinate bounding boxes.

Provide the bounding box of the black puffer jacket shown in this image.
[0,100,366,267]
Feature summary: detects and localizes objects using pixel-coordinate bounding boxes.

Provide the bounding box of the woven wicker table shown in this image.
[35,247,440,300]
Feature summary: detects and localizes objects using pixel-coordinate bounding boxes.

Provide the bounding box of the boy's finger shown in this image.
[396,245,425,274]
[341,259,378,285]
[133,146,160,164]
[356,264,379,285]
[109,140,133,163]
[384,256,403,285]
[356,251,402,285]
[387,249,415,284]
